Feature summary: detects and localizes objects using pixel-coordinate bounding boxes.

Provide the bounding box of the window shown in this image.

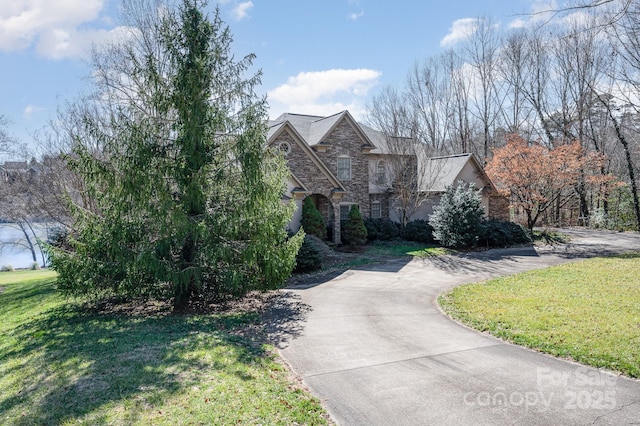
[277,141,291,156]
[337,156,351,180]
[371,202,381,219]
[340,204,351,222]
[377,161,386,184]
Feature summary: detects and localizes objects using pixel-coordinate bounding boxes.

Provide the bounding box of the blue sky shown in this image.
[0,0,547,155]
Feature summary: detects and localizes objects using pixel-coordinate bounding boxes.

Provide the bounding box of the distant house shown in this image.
[267,110,508,243]
[0,161,37,184]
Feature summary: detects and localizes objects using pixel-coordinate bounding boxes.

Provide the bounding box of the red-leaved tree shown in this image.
[486,134,613,231]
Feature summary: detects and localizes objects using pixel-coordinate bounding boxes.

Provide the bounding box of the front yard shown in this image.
[0,270,328,425]
[439,253,640,378]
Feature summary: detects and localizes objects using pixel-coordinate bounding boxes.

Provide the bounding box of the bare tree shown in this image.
[498,29,537,138]
[406,55,454,153]
[463,17,504,160]
[444,50,475,154]
[0,161,48,265]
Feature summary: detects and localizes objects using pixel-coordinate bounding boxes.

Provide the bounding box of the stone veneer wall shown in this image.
[277,131,337,198]
[488,192,511,221]
[313,120,371,217]
[275,121,374,243]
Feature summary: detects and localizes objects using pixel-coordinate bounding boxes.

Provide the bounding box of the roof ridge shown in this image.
[430,153,471,160]
[312,110,345,123]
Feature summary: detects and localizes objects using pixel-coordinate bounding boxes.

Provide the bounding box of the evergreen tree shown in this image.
[47,0,302,309]
[430,182,485,248]
[300,197,327,239]
[341,205,368,246]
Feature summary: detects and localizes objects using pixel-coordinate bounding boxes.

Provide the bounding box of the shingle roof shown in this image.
[268,111,378,148]
[424,153,475,192]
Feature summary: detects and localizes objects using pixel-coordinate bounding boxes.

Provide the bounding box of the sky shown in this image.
[0,0,552,157]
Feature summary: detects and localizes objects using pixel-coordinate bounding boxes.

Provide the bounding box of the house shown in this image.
[267,110,508,243]
[0,161,37,184]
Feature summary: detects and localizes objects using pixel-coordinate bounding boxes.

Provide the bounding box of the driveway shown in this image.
[272,229,640,425]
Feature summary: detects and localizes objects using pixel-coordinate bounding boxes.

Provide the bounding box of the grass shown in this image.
[365,240,455,258]
[0,270,328,425]
[531,229,569,245]
[439,253,640,378]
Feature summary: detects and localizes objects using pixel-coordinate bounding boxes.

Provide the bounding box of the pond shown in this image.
[0,222,52,269]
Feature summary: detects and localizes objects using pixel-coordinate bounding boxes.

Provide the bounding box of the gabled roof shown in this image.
[267,120,347,193]
[289,171,310,194]
[269,111,376,148]
[425,153,494,192]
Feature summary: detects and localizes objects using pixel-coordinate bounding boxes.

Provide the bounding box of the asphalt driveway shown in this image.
[272,229,640,425]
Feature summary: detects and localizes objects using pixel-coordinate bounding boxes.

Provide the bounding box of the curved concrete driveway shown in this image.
[274,229,640,425]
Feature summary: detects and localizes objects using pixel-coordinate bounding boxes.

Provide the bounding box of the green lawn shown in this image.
[0,270,328,425]
[365,240,455,258]
[439,253,640,377]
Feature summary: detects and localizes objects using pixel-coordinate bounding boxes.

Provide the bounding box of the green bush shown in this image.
[301,197,327,240]
[400,219,435,243]
[482,219,531,247]
[1,264,14,272]
[30,262,41,270]
[341,205,368,246]
[364,218,400,241]
[294,234,323,272]
[430,182,485,248]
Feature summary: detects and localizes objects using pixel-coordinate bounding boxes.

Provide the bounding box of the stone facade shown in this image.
[312,120,372,217]
[488,192,511,221]
[268,111,505,244]
[270,115,384,243]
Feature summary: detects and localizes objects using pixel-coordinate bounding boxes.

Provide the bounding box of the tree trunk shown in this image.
[597,95,640,231]
[17,221,37,263]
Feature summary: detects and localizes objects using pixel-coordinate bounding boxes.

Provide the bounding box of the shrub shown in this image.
[294,234,323,272]
[30,262,41,270]
[482,219,531,247]
[1,264,14,272]
[400,219,435,243]
[341,205,368,246]
[301,197,327,240]
[364,218,400,241]
[47,226,71,250]
[430,182,485,248]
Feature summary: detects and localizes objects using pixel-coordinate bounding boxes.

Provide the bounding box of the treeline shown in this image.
[367,1,640,230]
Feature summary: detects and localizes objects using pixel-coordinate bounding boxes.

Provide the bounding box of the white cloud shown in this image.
[508,18,527,29]
[0,0,131,59]
[508,0,590,29]
[23,104,44,119]
[348,11,364,21]
[232,1,253,21]
[37,25,132,60]
[440,18,478,47]
[267,68,381,120]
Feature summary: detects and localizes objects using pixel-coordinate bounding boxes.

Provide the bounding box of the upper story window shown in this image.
[277,141,291,156]
[377,161,386,184]
[337,156,351,180]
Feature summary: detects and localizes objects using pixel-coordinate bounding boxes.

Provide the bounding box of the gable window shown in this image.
[371,202,381,219]
[340,204,352,222]
[277,141,291,156]
[377,161,386,184]
[337,156,351,180]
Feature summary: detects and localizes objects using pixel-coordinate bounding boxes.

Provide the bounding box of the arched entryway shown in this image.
[307,194,335,241]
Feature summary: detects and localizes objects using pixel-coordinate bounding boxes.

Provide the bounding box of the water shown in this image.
[0,223,51,269]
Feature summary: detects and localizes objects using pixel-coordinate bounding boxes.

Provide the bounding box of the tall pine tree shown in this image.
[48,0,302,309]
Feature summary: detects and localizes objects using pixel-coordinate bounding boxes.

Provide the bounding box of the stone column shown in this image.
[332,203,341,244]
